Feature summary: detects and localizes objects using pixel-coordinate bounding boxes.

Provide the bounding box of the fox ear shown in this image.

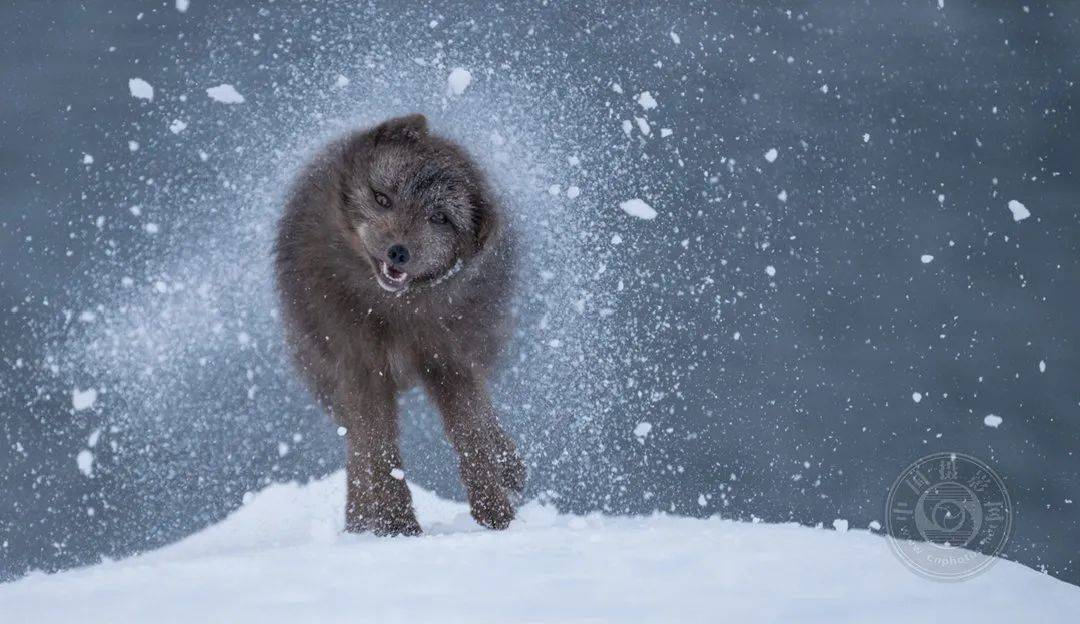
[372,113,428,142]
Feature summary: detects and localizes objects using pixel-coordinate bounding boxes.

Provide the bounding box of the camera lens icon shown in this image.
[886,452,1012,581]
[914,482,981,547]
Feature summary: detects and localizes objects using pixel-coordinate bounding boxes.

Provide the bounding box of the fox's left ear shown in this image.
[372,113,428,142]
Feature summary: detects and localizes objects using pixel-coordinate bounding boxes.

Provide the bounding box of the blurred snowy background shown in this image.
[1,1,1076,587]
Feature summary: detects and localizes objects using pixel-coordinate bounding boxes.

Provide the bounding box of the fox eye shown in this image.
[371,189,391,208]
[429,210,448,225]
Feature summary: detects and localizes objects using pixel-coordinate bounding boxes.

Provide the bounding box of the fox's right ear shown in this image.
[371,113,428,143]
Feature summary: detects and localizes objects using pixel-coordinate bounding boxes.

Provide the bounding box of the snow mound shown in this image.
[2,472,1077,623]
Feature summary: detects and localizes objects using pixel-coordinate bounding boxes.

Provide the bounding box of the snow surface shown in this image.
[2,472,1077,623]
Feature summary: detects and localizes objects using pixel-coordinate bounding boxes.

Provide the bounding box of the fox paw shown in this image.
[467,480,515,530]
[346,506,422,536]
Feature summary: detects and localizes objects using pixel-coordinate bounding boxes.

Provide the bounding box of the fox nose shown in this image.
[387,244,410,266]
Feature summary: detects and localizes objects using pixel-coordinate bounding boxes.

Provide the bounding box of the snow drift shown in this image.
[1,473,1077,623]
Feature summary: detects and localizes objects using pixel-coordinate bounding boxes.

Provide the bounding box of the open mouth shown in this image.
[375,260,409,292]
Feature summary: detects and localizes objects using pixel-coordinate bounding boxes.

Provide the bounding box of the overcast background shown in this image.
[1,0,1077,587]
